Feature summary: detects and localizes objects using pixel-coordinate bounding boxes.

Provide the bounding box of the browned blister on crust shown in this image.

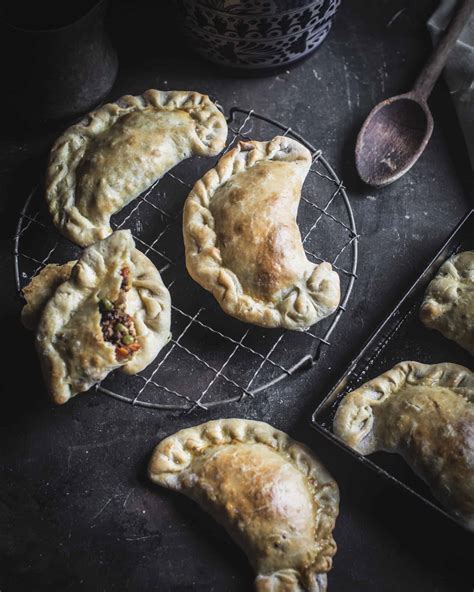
[149,419,339,592]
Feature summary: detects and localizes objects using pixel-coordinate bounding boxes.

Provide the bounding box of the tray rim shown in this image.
[310,207,474,529]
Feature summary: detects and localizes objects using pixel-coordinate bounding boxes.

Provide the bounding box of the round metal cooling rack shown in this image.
[14,108,359,412]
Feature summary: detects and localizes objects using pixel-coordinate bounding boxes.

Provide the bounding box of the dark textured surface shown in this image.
[0,1,473,591]
[1,0,118,123]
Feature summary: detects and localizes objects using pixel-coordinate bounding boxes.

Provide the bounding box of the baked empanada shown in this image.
[30,230,171,403]
[149,419,339,592]
[334,361,474,531]
[420,250,474,355]
[46,90,228,247]
[183,137,340,330]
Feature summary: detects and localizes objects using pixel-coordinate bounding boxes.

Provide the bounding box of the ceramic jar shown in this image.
[175,0,341,71]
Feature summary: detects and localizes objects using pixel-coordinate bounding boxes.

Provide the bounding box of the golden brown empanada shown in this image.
[46,90,228,247]
[29,230,171,403]
[420,250,474,354]
[183,136,340,330]
[334,361,474,531]
[149,419,339,591]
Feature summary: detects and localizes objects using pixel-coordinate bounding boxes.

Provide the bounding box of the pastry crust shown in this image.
[334,361,474,531]
[121,248,171,375]
[183,137,340,330]
[149,419,339,592]
[21,261,76,331]
[46,89,228,247]
[420,250,474,355]
[33,230,171,403]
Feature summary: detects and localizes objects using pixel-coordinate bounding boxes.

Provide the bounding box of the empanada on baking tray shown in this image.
[420,250,474,355]
[334,361,474,531]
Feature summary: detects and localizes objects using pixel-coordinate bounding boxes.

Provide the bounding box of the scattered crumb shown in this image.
[386,8,405,27]
[366,195,376,201]
[405,215,410,219]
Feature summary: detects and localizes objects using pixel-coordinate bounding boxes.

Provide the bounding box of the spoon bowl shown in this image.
[355,93,433,187]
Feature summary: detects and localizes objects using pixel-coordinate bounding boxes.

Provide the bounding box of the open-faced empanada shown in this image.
[149,419,339,592]
[420,250,474,355]
[32,230,171,403]
[334,361,474,531]
[46,89,228,247]
[183,137,340,330]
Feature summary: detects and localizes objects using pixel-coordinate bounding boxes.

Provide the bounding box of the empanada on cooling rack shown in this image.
[149,419,339,592]
[46,90,228,247]
[334,361,474,531]
[27,230,171,404]
[420,250,474,355]
[183,137,341,330]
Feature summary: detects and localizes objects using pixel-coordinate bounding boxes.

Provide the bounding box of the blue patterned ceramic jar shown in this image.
[175,0,341,71]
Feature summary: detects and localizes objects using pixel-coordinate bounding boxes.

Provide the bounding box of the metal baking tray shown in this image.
[311,209,474,526]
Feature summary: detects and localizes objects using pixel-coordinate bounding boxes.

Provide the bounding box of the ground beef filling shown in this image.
[99,267,141,360]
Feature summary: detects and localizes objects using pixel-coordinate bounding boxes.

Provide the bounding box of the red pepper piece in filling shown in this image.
[120,266,131,291]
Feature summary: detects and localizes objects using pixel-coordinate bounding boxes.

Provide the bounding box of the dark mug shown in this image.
[175,0,341,73]
[2,0,118,126]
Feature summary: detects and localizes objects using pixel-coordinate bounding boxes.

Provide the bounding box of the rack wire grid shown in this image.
[14,108,359,412]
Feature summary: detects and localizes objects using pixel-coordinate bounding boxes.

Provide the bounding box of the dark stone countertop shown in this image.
[0,1,473,591]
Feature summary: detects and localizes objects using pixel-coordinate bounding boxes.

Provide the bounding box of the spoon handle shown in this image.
[413,0,474,100]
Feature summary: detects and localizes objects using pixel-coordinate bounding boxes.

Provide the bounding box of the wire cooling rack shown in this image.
[14,108,358,412]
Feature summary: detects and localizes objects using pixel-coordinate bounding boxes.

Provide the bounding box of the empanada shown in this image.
[420,250,474,355]
[183,136,340,330]
[30,230,171,403]
[46,90,228,247]
[334,361,474,531]
[149,419,339,592]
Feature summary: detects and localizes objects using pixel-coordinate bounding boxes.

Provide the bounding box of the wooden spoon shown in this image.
[355,0,474,187]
